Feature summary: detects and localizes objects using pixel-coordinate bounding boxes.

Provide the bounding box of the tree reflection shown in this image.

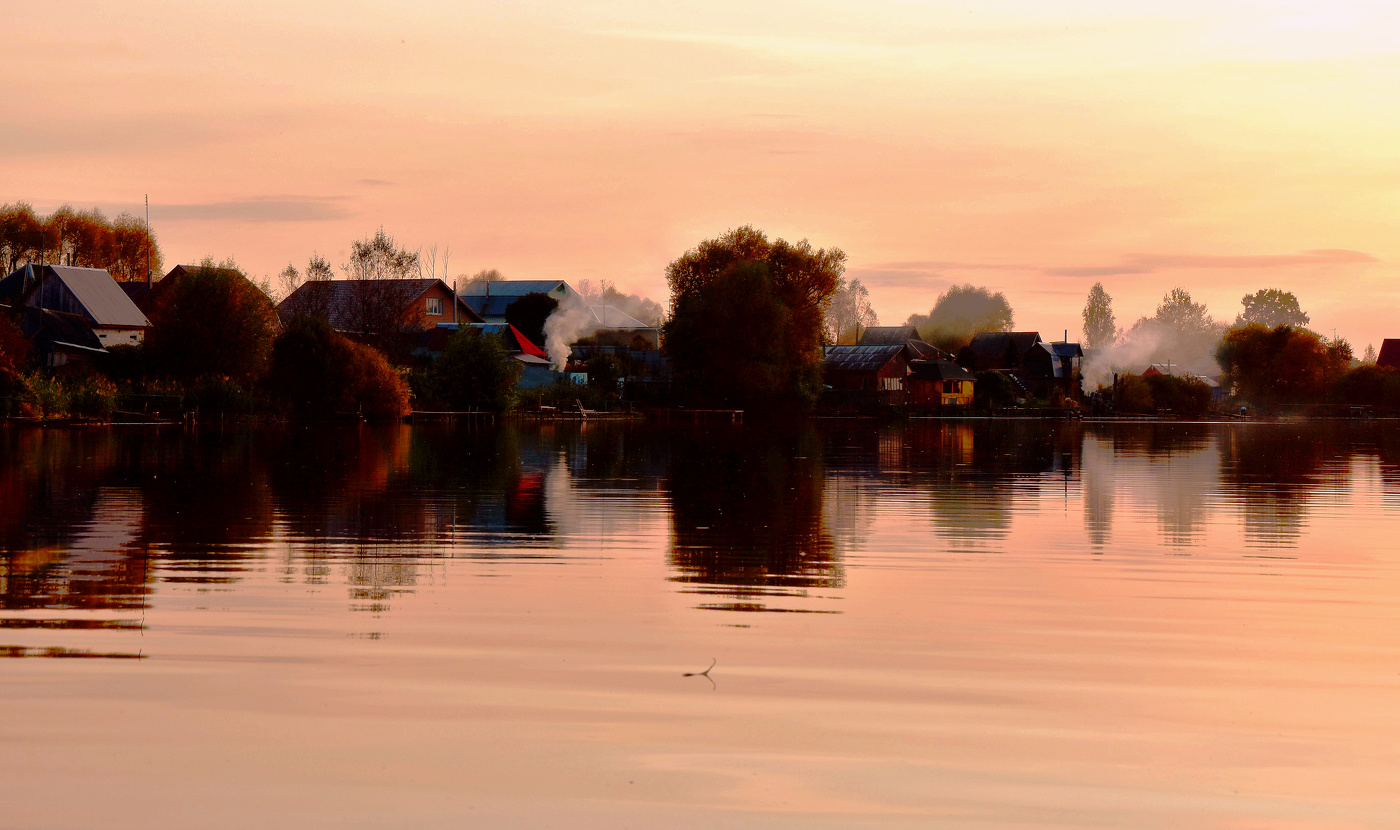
[1218,426,1347,548]
[667,425,839,611]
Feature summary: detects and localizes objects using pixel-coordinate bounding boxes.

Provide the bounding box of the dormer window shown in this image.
[426,297,443,316]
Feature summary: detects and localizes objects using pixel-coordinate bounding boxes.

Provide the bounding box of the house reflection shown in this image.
[667,425,840,612]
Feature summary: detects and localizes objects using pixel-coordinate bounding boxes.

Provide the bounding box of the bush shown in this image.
[21,374,70,417]
[267,316,410,421]
[1115,373,1154,413]
[426,329,521,413]
[1334,364,1400,410]
[1144,373,1212,417]
[190,376,258,416]
[973,370,1017,410]
[67,375,119,419]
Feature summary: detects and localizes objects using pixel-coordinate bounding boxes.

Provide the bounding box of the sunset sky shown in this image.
[6,0,1398,349]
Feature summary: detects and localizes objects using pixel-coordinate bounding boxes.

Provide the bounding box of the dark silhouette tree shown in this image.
[426,329,521,413]
[266,316,409,421]
[144,258,279,385]
[504,292,558,350]
[1216,324,1351,407]
[663,226,843,409]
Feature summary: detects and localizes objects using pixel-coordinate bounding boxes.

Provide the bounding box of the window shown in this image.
[426,297,443,316]
[881,377,902,391]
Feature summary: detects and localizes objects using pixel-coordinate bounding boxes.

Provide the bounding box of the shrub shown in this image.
[267,316,410,421]
[1115,373,1154,413]
[1334,364,1400,410]
[1144,373,1212,417]
[427,329,521,413]
[22,374,70,417]
[67,375,119,419]
[973,370,1017,410]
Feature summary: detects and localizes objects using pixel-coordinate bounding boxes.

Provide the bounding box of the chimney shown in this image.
[453,280,458,325]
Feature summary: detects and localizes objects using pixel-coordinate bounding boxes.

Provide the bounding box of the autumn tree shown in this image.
[1215,324,1351,407]
[1121,287,1226,375]
[824,276,878,343]
[663,226,844,410]
[1,202,161,279]
[906,284,1014,352]
[109,212,162,282]
[1081,282,1116,349]
[266,316,409,421]
[144,258,280,385]
[1235,288,1309,329]
[0,202,45,272]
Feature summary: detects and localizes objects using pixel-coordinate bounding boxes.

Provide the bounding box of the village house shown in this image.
[960,331,1082,399]
[1377,339,1400,370]
[277,278,481,332]
[417,322,563,389]
[460,279,581,324]
[908,360,975,407]
[1142,363,1225,401]
[823,344,910,406]
[0,264,149,351]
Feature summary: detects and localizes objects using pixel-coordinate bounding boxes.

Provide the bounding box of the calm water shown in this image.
[3,420,1400,828]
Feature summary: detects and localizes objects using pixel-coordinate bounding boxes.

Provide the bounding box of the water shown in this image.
[3,420,1400,828]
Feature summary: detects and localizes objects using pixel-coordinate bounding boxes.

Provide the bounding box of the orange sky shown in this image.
[5,0,1398,349]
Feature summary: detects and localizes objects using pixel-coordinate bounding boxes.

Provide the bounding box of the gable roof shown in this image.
[857,325,920,346]
[910,359,974,381]
[278,278,480,329]
[823,344,905,373]
[967,331,1042,357]
[587,305,651,329]
[1378,339,1400,369]
[460,280,579,299]
[1048,341,1083,358]
[1,265,149,329]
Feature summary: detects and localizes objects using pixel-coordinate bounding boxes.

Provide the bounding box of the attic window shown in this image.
[426,297,443,316]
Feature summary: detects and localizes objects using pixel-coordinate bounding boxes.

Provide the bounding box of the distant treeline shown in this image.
[0,202,161,281]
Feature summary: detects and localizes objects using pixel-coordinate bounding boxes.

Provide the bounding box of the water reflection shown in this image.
[3,420,1400,650]
[667,425,841,612]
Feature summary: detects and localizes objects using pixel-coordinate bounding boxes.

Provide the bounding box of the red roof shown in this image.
[510,324,549,358]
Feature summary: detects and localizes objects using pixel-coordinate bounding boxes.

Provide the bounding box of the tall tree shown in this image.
[907,283,1013,352]
[342,228,421,358]
[1081,282,1116,349]
[144,257,279,385]
[109,212,162,282]
[824,276,878,344]
[466,268,504,283]
[1235,288,1310,329]
[1153,287,1217,336]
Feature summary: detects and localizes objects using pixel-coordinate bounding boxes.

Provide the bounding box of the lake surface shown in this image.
[3,419,1400,828]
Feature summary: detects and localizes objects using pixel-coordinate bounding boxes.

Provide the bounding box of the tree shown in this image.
[266,316,409,421]
[504,292,559,351]
[1235,288,1309,329]
[109,212,162,282]
[1362,343,1378,364]
[342,228,421,359]
[1081,282,1116,349]
[144,257,279,385]
[824,276,878,344]
[306,253,334,282]
[663,226,844,409]
[907,284,1014,352]
[427,329,521,413]
[1215,324,1352,407]
[0,202,45,273]
[277,264,301,301]
[466,268,504,283]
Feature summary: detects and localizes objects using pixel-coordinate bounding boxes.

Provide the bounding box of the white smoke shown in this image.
[543,294,595,371]
[1081,318,1224,389]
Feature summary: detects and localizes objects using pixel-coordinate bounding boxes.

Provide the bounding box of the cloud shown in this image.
[1044,249,1376,277]
[357,179,394,187]
[156,197,353,223]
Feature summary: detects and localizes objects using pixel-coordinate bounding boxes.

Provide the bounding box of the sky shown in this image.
[5,0,1399,349]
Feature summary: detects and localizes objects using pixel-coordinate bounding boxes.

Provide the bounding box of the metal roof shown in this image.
[460,280,579,299]
[1048,341,1083,358]
[910,359,973,381]
[588,305,650,329]
[823,344,905,372]
[48,266,149,328]
[278,278,480,329]
[857,325,920,346]
[1378,339,1400,369]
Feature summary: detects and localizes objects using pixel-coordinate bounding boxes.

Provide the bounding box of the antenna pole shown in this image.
[145,194,151,288]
